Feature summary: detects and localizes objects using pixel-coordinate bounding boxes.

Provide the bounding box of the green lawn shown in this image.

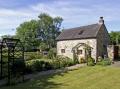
[1,66,120,89]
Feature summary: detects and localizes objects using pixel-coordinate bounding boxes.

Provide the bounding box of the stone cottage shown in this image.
[56,17,110,62]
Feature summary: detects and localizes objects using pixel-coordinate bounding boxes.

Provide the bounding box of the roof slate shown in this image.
[56,23,102,41]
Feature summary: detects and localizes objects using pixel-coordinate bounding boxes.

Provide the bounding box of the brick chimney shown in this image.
[99,17,104,24]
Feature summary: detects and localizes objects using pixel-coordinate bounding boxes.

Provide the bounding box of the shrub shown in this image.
[52,55,75,69]
[33,60,45,71]
[44,62,53,70]
[96,58,111,66]
[87,56,95,66]
[25,60,36,73]
[25,59,53,73]
[73,53,79,64]
[24,52,42,61]
[52,60,61,69]
[25,55,76,74]
[25,63,33,73]
[66,59,75,66]
[35,53,43,59]
[11,59,25,75]
[61,55,74,66]
[79,57,86,63]
[48,48,57,59]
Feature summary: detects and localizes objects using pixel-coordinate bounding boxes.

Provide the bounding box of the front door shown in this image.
[114,46,119,60]
[77,48,86,63]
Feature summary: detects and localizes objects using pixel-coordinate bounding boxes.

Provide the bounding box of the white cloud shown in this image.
[0,9,29,17]
[0,8,37,33]
[30,0,120,25]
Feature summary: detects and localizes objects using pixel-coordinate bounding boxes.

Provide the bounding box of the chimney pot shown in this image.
[99,17,104,24]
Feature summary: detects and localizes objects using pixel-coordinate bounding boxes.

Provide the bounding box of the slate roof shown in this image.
[56,23,102,41]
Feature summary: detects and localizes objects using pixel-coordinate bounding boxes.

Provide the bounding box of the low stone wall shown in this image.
[107,45,114,61]
[107,45,119,61]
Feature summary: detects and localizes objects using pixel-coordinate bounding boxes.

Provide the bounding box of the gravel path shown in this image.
[111,61,120,67]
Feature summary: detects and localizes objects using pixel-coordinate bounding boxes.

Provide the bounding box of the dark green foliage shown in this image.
[44,62,53,70]
[73,53,79,64]
[109,31,120,45]
[25,59,53,73]
[53,55,75,69]
[12,59,25,75]
[16,13,63,51]
[87,56,95,66]
[39,42,48,51]
[25,63,33,73]
[52,60,61,69]
[25,55,75,74]
[16,20,39,51]
[24,52,42,61]
[96,58,111,66]
[38,13,63,49]
[32,60,44,71]
[48,48,57,59]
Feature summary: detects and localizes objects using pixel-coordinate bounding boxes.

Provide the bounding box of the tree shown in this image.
[37,13,63,49]
[16,13,63,51]
[109,31,120,45]
[16,20,39,51]
[1,35,15,39]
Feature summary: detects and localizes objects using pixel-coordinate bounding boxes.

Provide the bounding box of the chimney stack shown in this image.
[99,17,104,24]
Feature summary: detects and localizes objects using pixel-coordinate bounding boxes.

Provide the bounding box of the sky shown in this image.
[0,0,120,36]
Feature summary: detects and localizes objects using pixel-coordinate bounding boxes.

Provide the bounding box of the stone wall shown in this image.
[96,24,110,58]
[107,45,114,61]
[57,39,97,62]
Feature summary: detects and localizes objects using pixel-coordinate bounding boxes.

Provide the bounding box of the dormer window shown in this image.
[78,30,84,35]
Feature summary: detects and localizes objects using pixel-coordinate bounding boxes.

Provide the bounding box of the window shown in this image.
[77,50,82,55]
[78,30,84,35]
[61,49,65,53]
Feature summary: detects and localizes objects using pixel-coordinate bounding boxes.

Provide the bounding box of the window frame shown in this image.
[77,50,83,55]
[61,49,65,53]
